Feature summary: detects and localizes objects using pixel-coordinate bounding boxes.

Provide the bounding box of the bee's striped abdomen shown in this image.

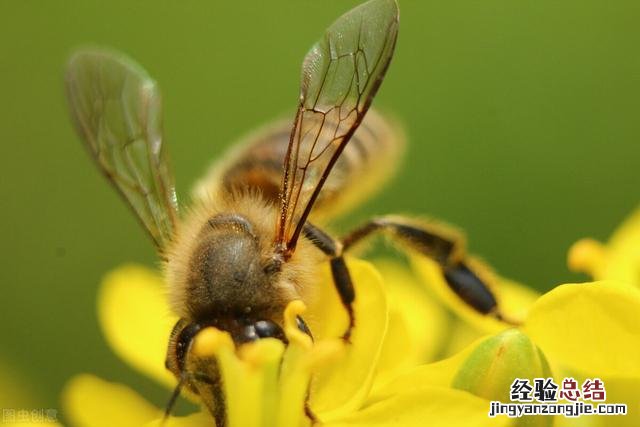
[193,108,404,221]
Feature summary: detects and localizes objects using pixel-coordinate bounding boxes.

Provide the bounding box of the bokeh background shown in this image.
[1,0,639,417]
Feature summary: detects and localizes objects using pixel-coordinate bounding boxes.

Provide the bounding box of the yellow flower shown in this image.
[63,259,508,427]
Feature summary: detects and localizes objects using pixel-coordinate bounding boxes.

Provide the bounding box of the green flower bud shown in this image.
[452,329,553,427]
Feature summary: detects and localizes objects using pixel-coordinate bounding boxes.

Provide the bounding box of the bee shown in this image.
[66,0,507,424]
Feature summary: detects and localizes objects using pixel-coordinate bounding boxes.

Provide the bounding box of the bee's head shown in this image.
[177,213,287,321]
[163,212,313,419]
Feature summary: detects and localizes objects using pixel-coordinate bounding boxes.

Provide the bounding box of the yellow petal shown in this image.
[278,301,342,427]
[498,276,540,324]
[62,374,160,427]
[523,281,640,377]
[231,340,284,427]
[98,265,178,388]
[373,259,449,377]
[570,207,640,285]
[308,258,388,421]
[411,255,533,333]
[283,300,314,350]
[304,260,351,341]
[567,238,607,279]
[191,326,234,359]
[324,386,512,427]
[369,337,482,401]
[440,318,485,357]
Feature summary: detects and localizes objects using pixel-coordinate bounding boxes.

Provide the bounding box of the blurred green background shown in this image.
[1,0,639,416]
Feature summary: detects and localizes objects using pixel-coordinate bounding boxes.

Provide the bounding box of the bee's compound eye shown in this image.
[254,320,285,341]
[296,316,313,341]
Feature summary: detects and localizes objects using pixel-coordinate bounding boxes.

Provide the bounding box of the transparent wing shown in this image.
[276,0,399,252]
[66,49,178,249]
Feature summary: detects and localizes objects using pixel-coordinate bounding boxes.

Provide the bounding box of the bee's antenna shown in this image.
[162,375,187,425]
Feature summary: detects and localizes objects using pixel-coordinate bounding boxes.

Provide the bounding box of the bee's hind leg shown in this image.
[340,215,513,323]
[302,223,355,341]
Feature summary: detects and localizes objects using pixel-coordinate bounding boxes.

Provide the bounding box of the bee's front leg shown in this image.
[304,214,515,344]
[302,223,355,341]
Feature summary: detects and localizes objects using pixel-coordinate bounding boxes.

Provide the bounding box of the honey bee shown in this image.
[66,0,506,424]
